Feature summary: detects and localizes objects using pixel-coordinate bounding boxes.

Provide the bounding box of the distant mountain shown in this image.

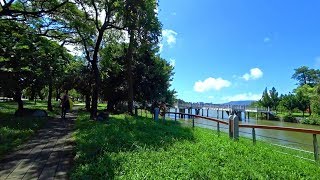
[222,100,256,106]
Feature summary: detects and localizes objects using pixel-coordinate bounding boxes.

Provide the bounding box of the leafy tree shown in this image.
[59,0,126,118]
[121,0,161,114]
[0,21,38,110]
[259,88,272,108]
[294,84,313,116]
[279,93,297,115]
[292,66,320,87]
[0,0,69,19]
[269,87,280,111]
[295,90,309,117]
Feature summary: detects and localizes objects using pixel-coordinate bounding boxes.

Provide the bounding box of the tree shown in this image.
[0,21,38,110]
[279,93,297,115]
[0,0,69,19]
[292,66,320,87]
[61,0,125,119]
[269,87,279,111]
[294,84,313,116]
[121,0,161,114]
[295,90,310,117]
[259,88,272,109]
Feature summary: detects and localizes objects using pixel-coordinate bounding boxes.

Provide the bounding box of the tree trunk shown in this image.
[30,86,35,101]
[85,94,91,112]
[89,26,106,119]
[126,29,134,115]
[90,63,100,119]
[47,78,53,111]
[15,89,23,110]
[308,104,311,116]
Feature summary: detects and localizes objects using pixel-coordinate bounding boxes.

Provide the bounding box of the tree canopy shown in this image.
[0,0,175,117]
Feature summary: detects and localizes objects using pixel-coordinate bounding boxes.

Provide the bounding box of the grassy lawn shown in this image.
[0,100,61,157]
[71,113,320,179]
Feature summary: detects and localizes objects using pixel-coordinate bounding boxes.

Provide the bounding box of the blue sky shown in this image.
[158,0,320,103]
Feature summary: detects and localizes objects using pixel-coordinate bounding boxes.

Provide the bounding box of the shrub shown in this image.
[301,115,320,125]
[282,114,298,123]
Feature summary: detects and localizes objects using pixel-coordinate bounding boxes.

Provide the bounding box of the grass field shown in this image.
[0,100,61,157]
[71,113,320,179]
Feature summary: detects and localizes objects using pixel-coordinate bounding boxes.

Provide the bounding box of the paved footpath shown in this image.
[0,114,76,180]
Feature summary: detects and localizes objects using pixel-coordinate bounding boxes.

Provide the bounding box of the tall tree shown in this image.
[62,0,125,118]
[259,88,272,109]
[295,90,309,117]
[269,87,280,111]
[279,93,297,115]
[0,0,69,19]
[122,0,161,114]
[294,84,314,115]
[292,66,320,87]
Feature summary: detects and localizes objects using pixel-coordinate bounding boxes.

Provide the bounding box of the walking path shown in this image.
[0,114,75,180]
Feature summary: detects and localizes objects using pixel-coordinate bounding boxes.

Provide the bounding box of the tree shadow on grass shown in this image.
[72,114,195,179]
[0,111,48,157]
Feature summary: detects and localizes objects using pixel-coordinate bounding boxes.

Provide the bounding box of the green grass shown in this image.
[71,113,320,179]
[0,100,61,157]
[277,112,311,118]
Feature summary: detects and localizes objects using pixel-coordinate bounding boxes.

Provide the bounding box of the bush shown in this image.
[301,115,320,125]
[282,114,298,123]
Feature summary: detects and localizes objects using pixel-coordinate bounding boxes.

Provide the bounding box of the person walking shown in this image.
[61,90,70,119]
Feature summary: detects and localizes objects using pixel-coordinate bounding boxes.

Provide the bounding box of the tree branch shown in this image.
[0,0,69,18]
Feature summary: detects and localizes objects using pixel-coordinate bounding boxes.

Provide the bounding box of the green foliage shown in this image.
[282,114,297,123]
[292,66,320,87]
[269,87,280,110]
[71,113,320,179]
[311,99,320,115]
[279,93,297,115]
[301,115,320,125]
[295,90,309,116]
[259,87,272,108]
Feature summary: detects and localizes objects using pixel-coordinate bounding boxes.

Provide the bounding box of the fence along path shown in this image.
[165,111,320,162]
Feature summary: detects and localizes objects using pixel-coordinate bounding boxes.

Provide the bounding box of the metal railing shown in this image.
[164,111,320,162]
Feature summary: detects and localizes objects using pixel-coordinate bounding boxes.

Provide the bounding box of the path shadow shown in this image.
[72,114,195,178]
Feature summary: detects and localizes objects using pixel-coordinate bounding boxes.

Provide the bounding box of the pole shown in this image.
[217,110,219,118]
[313,134,319,161]
[229,115,233,139]
[192,115,195,128]
[233,115,239,141]
[217,122,220,135]
[207,108,209,117]
[252,128,256,145]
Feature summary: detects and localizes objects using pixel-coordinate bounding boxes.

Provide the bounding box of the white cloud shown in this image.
[208,96,214,99]
[242,68,263,81]
[159,43,163,53]
[162,29,178,47]
[169,58,176,67]
[264,37,271,43]
[194,77,231,92]
[171,12,177,16]
[222,93,261,102]
[154,7,159,14]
